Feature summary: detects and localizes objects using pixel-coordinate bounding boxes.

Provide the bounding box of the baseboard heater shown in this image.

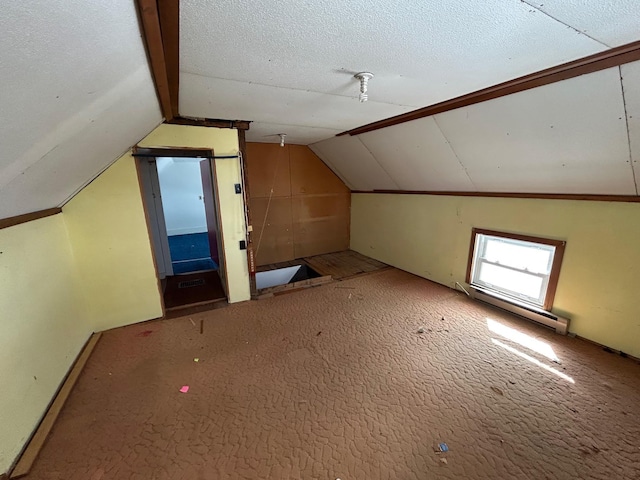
[471,287,569,335]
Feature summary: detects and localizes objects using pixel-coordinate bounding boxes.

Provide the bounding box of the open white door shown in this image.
[138,159,174,278]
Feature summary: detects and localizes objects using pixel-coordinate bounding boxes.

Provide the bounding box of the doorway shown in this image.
[136,149,227,311]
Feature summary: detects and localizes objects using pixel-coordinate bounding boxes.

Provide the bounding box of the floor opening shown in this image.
[256,264,321,290]
[163,270,226,310]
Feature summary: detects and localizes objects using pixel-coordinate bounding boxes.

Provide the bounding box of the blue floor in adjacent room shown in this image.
[168,233,218,274]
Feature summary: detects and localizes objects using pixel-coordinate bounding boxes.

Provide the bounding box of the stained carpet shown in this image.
[27,269,640,479]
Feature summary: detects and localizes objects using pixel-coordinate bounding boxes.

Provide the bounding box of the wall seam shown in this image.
[619,65,639,195]
[519,0,611,48]
[308,144,356,190]
[356,136,402,189]
[432,116,478,190]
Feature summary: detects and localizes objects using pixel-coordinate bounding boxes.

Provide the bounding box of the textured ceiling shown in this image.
[310,63,640,195]
[180,0,639,145]
[0,0,162,218]
[3,1,640,219]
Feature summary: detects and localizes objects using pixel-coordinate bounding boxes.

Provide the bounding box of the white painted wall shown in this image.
[156,157,208,236]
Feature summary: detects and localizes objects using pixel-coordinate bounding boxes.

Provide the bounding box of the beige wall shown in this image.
[0,215,90,473]
[351,193,640,357]
[63,153,163,331]
[139,124,250,303]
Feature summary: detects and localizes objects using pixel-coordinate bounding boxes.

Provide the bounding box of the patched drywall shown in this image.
[0,215,90,473]
[351,193,640,357]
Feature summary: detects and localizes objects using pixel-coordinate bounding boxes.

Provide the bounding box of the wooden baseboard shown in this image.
[9,333,102,479]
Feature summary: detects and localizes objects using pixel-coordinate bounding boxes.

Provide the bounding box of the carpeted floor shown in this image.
[172,258,217,275]
[27,269,640,479]
[168,233,217,274]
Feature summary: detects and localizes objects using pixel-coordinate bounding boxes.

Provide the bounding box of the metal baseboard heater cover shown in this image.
[471,287,569,335]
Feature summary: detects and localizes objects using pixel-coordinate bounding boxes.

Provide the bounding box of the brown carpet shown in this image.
[27,269,640,479]
[163,270,225,310]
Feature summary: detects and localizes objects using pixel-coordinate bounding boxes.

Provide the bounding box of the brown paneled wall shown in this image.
[246,143,350,266]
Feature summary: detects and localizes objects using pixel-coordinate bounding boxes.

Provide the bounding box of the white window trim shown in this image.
[466,228,566,312]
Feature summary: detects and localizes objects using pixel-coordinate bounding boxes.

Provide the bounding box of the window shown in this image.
[466,228,565,311]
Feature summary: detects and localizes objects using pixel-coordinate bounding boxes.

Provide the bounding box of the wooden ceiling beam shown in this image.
[135,0,174,121]
[351,190,640,203]
[340,40,640,137]
[167,116,251,130]
[157,0,180,116]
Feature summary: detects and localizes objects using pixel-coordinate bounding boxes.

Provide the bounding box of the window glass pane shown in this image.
[484,237,553,274]
[478,262,544,302]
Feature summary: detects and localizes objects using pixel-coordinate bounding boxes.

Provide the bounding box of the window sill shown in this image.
[469,285,556,319]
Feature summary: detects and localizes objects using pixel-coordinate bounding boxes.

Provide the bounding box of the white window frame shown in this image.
[466,228,566,311]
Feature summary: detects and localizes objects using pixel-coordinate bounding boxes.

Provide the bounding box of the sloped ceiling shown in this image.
[180,0,639,145]
[311,63,640,195]
[0,1,162,219]
[3,1,640,219]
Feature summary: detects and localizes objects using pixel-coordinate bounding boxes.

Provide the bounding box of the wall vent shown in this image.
[178,279,206,289]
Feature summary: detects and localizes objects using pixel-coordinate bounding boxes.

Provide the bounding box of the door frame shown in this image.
[134,146,231,311]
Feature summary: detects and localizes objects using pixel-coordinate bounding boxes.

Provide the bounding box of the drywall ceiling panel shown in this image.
[523,0,640,47]
[0,68,162,219]
[358,118,475,191]
[309,136,397,191]
[180,73,414,132]
[247,122,342,146]
[0,0,161,218]
[434,67,634,194]
[181,0,605,117]
[621,60,640,193]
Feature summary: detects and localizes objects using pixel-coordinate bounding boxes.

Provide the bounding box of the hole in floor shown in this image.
[256,264,321,290]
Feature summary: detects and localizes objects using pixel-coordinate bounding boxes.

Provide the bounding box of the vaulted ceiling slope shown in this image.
[179,0,640,145]
[310,62,640,195]
[0,1,162,219]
